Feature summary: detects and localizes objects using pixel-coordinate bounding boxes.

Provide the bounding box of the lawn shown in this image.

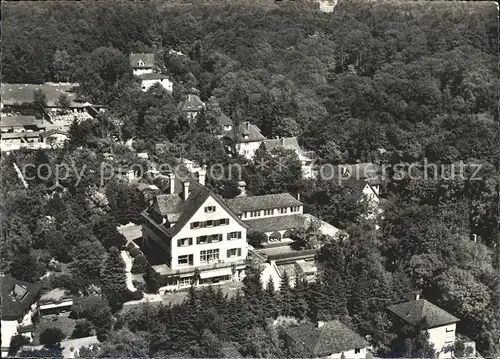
[32,313,76,345]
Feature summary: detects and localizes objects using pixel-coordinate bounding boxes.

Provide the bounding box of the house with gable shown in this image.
[130,53,173,92]
[221,121,267,159]
[283,320,369,359]
[179,92,206,121]
[387,297,460,358]
[1,275,42,356]
[130,53,155,76]
[141,166,249,291]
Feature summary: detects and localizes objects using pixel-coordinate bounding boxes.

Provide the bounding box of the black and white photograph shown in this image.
[1,0,499,358]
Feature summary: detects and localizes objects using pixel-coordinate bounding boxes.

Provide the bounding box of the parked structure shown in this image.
[387,297,460,358]
[1,276,41,357]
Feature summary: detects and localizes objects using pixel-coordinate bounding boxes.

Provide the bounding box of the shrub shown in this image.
[128,247,140,258]
[125,242,136,252]
[131,254,147,274]
[39,328,65,348]
[131,290,144,301]
[71,320,93,339]
[132,280,147,292]
[8,334,31,356]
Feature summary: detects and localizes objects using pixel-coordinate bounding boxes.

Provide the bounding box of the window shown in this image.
[177,237,192,247]
[228,232,242,240]
[197,234,222,244]
[250,210,260,218]
[179,277,192,287]
[219,218,229,226]
[191,222,200,229]
[355,349,361,354]
[227,248,242,257]
[200,249,219,263]
[206,220,214,227]
[178,255,192,266]
[280,208,287,214]
[291,206,299,213]
[446,327,455,333]
[205,206,216,213]
[264,209,274,216]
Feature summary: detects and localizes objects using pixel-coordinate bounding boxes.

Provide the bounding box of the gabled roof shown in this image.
[223,121,266,143]
[149,181,249,238]
[284,320,368,356]
[135,73,170,81]
[39,129,68,138]
[225,193,302,214]
[262,137,300,152]
[218,113,233,127]
[180,94,205,112]
[387,299,460,328]
[130,53,155,68]
[1,115,38,128]
[1,275,41,320]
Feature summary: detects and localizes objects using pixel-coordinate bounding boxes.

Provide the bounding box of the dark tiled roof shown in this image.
[225,193,302,214]
[39,129,68,138]
[243,214,306,233]
[1,275,41,320]
[223,121,266,143]
[149,181,250,238]
[218,113,233,127]
[130,53,155,68]
[387,299,460,328]
[1,115,37,128]
[285,320,368,356]
[262,137,300,152]
[135,73,170,80]
[180,94,205,112]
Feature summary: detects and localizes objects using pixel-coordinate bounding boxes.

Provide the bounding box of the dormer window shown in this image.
[224,125,232,131]
[204,206,216,213]
[137,60,144,67]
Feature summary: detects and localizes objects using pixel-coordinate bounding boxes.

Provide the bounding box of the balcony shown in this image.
[152,258,246,277]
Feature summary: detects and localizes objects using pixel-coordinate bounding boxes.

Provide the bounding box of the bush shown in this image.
[131,290,144,301]
[247,230,267,248]
[131,254,147,274]
[132,280,147,292]
[39,328,65,348]
[8,333,31,356]
[125,242,136,252]
[71,320,93,339]
[128,247,140,258]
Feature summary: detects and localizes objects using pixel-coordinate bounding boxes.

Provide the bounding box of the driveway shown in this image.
[120,251,137,292]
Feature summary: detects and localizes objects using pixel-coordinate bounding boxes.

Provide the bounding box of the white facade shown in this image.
[170,195,248,269]
[133,68,154,76]
[237,141,264,160]
[240,205,303,220]
[428,324,456,359]
[141,78,173,92]
[322,347,367,359]
[1,303,38,356]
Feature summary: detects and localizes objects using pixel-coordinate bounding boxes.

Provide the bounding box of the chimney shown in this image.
[246,122,250,131]
[281,138,285,146]
[415,293,420,301]
[198,165,207,186]
[182,181,190,201]
[168,173,176,194]
[297,193,300,201]
[237,181,247,197]
[317,321,325,328]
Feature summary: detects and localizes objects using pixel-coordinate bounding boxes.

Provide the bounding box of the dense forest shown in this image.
[1,0,499,357]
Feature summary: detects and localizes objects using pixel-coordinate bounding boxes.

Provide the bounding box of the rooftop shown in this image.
[1,115,38,128]
[387,299,460,328]
[284,320,368,356]
[180,94,205,112]
[223,121,266,143]
[225,193,302,214]
[1,83,78,107]
[1,275,42,320]
[262,137,300,152]
[130,53,155,68]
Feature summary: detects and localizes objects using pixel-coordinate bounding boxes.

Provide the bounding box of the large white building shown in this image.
[130,53,173,93]
[141,168,249,291]
[1,276,41,357]
[387,298,460,358]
